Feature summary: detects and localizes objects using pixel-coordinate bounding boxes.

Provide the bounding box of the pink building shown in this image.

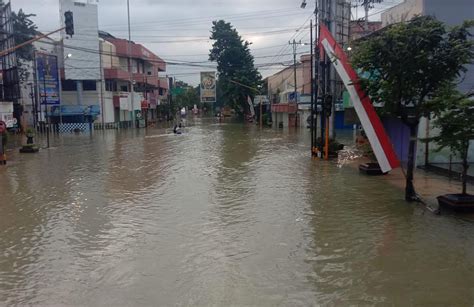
[101,33,167,125]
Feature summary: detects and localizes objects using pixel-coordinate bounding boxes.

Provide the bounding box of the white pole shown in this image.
[99,40,105,128]
[127,0,135,128]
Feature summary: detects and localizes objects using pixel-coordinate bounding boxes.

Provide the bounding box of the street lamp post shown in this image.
[127,0,135,129]
[289,39,306,128]
[42,66,49,148]
[310,19,315,154]
[60,53,72,127]
[28,83,36,129]
[302,0,321,156]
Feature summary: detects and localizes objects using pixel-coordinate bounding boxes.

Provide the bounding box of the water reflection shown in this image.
[0,120,473,305]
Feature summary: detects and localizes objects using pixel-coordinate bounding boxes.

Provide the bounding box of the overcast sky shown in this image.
[11,0,401,85]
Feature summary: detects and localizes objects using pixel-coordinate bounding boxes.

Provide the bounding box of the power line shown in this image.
[67,25,311,40]
[54,40,296,71]
[98,7,301,28]
[56,9,308,32]
[269,12,313,66]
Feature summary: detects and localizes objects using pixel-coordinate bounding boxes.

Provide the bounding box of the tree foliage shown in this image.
[209,20,262,114]
[12,8,38,81]
[429,85,474,194]
[174,82,200,110]
[353,16,474,127]
[351,16,474,201]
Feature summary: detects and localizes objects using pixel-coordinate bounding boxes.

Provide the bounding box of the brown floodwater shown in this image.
[0,118,473,306]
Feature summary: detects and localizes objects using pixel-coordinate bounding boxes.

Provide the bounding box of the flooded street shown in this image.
[1,119,473,306]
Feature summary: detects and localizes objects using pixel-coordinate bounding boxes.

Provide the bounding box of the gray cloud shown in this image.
[12,0,398,84]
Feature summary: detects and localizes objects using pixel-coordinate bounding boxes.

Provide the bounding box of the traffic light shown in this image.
[323,94,333,117]
[64,11,74,36]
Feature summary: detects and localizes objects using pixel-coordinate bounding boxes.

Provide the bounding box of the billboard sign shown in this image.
[200,72,216,103]
[319,24,399,173]
[36,53,60,105]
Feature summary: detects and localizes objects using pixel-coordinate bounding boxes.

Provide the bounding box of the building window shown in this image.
[62,80,77,91]
[120,85,128,92]
[105,80,117,92]
[83,80,97,91]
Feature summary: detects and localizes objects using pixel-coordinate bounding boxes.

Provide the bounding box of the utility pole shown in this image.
[363,0,370,33]
[42,66,49,148]
[289,39,303,128]
[144,76,148,127]
[310,19,314,153]
[99,41,105,129]
[314,0,321,156]
[168,77,173,122]
[29,83,36,128]
[302,0,320,155]
[127,0,135,129]
[33,52,39,132]
[320,0,327,153]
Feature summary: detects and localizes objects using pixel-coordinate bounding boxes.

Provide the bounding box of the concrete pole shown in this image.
[127,0,135,128]
[310,18,314,153]
[315,0,321,153]
[364,1,369,33]
[329,0,336,139]
[289,39,301,128]
[99,40,105,128]
[293,42,297,103]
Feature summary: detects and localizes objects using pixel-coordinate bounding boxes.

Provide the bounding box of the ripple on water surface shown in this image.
[0,121,473,305]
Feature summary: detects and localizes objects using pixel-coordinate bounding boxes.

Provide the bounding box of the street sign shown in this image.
[171,87,184,96]
[36,53,60,105]
[200,72,216,103]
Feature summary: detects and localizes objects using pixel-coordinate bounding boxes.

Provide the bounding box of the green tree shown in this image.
[209,20,262,115]
[175,86,200,110]
[12,8,38,81]
[352,16,474,201]
[429,86,474,195]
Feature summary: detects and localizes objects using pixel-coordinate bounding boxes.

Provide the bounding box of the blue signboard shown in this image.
[36,53,60,105]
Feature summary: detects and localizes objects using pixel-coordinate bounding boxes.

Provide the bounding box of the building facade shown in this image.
[52,0,166,131]
[381,0,474,172]
[267,57,308,128]
[100,33,166,127]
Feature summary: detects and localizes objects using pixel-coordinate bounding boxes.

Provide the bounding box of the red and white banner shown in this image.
[319,24,399,172]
